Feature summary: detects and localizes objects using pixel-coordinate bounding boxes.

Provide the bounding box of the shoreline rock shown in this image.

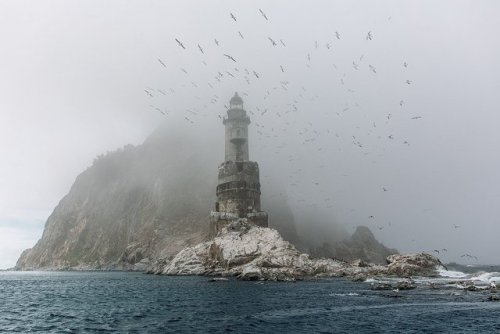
[147,219,443,281]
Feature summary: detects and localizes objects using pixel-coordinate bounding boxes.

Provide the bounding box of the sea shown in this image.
[1,265,500,333]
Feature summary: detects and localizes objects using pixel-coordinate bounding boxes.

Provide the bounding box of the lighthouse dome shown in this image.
[229,92,243,108]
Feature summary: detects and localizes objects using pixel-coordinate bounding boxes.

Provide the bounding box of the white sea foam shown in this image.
[437,268,467,279]
[329,293,359,297]
[469,272,500,284]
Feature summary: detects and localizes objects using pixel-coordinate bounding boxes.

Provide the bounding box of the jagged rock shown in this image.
[385,253,444,277]
[154,220,441,281]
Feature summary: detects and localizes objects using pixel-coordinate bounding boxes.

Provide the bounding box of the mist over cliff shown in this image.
[16,123,395,270]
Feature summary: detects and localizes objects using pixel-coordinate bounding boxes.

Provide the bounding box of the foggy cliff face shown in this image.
[17,125,217,269]
[15,125,304,269]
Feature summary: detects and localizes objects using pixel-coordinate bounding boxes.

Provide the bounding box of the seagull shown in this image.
[280,65,285,73]
[335,31,340,39]
[366,31,373,40]
[280,39,286,47]
[453,224,461,229]
[253,71,260,78]
[144,89,153,97]
[157,58,167,68]
[433,249,440,254]
[238,31,244,39]
[369,64,377,73]
[224,54,237,62]
[406,79,412,85]
[181,68,188,74]
[352,61,359,70]
[214,39,219,46]
[230,13,237,21]
[411,116,422,120]
[400,100,404,107]
[268,37,277,46]
[403,62,408,68]
[259,8,268,20]
[383,187,388,191]
[175,38,186,49]
[368,215,375,219]
[198,44,204,54]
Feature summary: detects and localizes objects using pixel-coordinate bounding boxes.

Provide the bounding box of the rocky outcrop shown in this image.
[149,220,442,281]
[385,253,446,277]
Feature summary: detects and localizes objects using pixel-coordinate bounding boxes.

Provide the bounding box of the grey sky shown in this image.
[1,0,499,268]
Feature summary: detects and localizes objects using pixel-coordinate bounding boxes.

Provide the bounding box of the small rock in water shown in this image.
[352,273,367,282]
[396,280,417,290]
[486,295,500,302]
[371,283,393,291]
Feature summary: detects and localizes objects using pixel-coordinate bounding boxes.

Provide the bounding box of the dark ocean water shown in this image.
[1,271,499,333]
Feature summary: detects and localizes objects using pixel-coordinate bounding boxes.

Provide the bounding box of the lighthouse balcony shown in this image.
[230,137,247,145]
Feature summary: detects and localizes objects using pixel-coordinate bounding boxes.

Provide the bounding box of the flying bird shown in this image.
[369,64,377,73]
[157,58,167,68]
[259,8,268,20]
[214,39,219,46]
[280,65,285,73]
[366,31,373,40]
[268,37,277,46]
[253,71,260,78]
[400,100,404,107]
[406,79,412,85]
[198,44,204,54]
[175,38,186,49]
[335,31,340,39]
[403,62,408,68]
[411,116,422,120]
[224,54,237,62]
[238,31,244,39]
[230,13,237,21]
[280,39,286,47]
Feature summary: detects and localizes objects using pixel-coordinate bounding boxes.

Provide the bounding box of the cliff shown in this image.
[15,125,300,270]
[310,226,398,264]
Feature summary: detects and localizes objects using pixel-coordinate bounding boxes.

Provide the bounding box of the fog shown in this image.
[1,0,499,268]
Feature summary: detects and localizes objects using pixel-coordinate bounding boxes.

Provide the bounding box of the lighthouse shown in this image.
[210,93,269,236]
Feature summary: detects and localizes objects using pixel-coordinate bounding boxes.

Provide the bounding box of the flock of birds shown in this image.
[143,9,476,263]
